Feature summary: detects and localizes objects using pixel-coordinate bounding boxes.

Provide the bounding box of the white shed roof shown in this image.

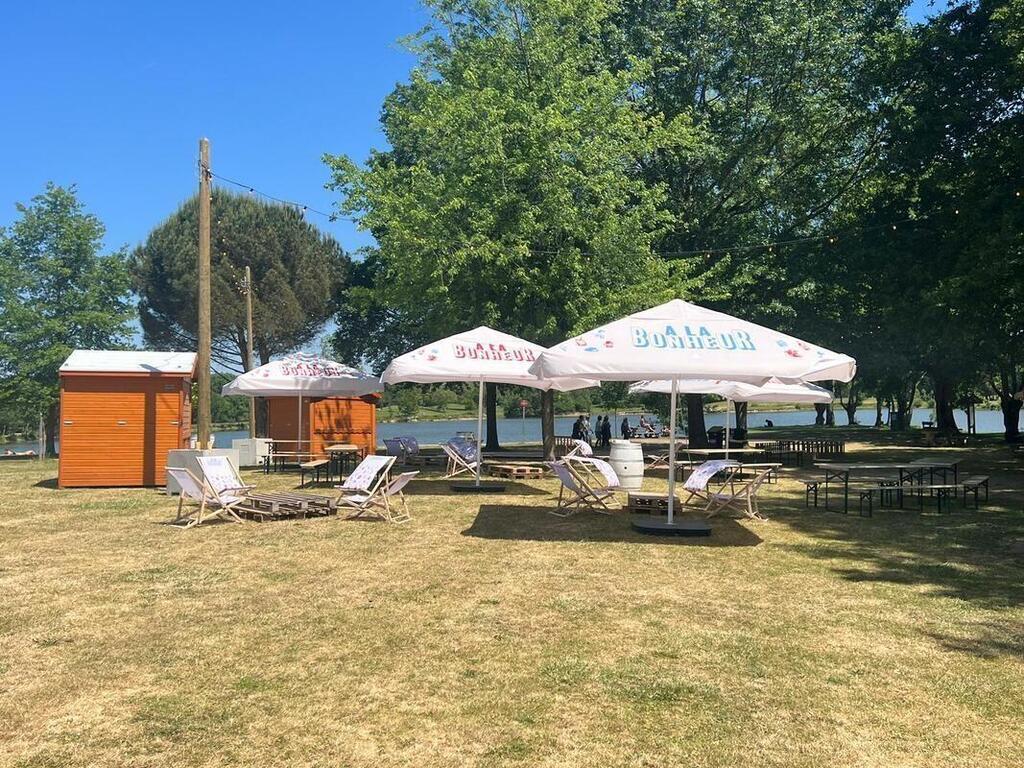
[60,350,197,375]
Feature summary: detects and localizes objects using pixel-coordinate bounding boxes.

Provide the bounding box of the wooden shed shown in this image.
[58,350,196,488]
[265,395,378,458]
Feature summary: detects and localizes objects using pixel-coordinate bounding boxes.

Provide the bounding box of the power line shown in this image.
[202,166,358,223]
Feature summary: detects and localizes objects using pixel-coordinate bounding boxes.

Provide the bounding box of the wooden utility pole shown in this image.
[197,138,212,449]
[243,265,256,438]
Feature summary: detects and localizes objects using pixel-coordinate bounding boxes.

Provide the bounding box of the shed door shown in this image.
[59,377,183,487]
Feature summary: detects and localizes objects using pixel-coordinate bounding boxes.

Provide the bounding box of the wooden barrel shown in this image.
[608,439,645,491]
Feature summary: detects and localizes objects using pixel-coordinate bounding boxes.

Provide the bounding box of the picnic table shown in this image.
[814,458,963,514]
[326,443,362,477]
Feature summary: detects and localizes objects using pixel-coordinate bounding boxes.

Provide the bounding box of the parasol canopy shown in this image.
[222,354,381,398]
[528,299,856,384]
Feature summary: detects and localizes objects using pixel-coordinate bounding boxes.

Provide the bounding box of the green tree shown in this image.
[133,190,348,374]
[326,0,694,453]
[0,184,134,455]
[608,0,908,441]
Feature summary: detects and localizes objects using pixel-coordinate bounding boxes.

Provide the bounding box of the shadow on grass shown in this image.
[922,618,1024,659]
[32,477,59,489]
[400,479,549,497]
[768,455,1024,615]
[462,504,762,547]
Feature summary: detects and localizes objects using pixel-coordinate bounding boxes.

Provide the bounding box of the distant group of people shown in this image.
[571,414,614,447]
[572,414,666,447]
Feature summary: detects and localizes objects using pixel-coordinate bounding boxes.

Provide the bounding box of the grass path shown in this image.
[1,435,1022,767]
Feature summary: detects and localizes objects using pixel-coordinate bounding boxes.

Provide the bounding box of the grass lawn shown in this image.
[1,431,1022,767]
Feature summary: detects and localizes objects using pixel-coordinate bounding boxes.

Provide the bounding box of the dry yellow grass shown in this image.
[1,431,1022,767]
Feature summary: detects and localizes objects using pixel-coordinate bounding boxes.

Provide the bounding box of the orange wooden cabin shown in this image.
[58,350,196,488]
[265,395,378,457]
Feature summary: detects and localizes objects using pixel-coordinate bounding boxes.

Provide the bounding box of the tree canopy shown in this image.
[133,190,348,373]
[0,184,134,454]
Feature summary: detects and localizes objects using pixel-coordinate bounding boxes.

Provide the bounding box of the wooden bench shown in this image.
[908,483,960,513]
[799,479,820,508]
[299,458,330,487]
[961,476,990,508]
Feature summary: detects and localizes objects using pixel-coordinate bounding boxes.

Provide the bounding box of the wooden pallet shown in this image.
[626,492,682,515]
[487,464,546,480]
[237,491,336,522]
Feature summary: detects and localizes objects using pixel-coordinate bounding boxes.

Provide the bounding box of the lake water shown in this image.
[4,407,1009,454]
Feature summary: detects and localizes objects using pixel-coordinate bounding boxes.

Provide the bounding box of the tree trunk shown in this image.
[541,390,556,460]
[874,398,883,428]
[825,405,835,426]
[1000,395,1022,442]
[484,383,500,450]
[814,404,826,426]
[45,402,59,457]
[892,391,915,431]
[733,401,747,432]
[843,401,857,425]
[931,375,960,433]
[686,394,708,448]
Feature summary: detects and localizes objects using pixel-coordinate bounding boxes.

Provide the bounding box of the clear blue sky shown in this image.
[0,0,936,256]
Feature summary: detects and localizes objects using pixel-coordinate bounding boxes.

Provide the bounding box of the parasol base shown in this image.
[450,481,507,493]
[630,515,712,537]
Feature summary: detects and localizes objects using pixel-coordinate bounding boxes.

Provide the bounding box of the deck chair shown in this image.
[343,470,419,523]
[564,439,593,458]
[547,458,619,517]
[383,437,407,459]
[334,454,397,516]
[166,465,245,528]
[399,436,420,457]
[679,460,740,509]
[443,438,479,478]
[704,466,774,520]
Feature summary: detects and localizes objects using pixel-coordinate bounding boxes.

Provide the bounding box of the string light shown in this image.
[205,168,355,222]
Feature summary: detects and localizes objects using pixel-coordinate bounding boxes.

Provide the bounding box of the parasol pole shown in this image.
[297,395,302,458]
[476,380,484,486]
[666,378,678,524]
[725,398,731,459]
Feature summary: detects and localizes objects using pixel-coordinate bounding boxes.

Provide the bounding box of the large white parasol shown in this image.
[381,326,597,488]
[222,354,381,454]
[530,299,855,523]
[629,378,833,457]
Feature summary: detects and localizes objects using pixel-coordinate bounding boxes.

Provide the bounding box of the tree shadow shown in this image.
[462,504,763,547]
[922,618,1024,659]
[768,463,1024,613]
[400,479,550,496]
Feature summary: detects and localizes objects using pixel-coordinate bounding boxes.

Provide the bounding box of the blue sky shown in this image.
[1,0,937,256]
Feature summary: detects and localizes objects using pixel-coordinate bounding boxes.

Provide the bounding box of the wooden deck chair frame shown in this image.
[166,466,245,529]
[564,439,594,459]
[679,460,741,510]
[335,454,397,515]
[547,459,617,517]
[705,466,774,520]
[443,439,478,479]
[344,470,419,523]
